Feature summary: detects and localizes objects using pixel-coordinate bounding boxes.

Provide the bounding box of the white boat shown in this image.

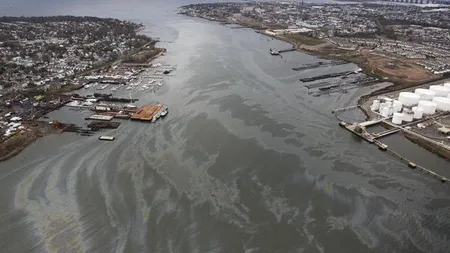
[84,84,91,89]
[125,92,137,109]
[99,136,115,141]
[111,87,118,91]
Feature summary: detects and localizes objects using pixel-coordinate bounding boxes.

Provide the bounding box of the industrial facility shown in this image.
[370,82,450,125]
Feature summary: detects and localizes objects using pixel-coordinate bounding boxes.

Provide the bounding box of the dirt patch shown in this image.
[364,53,436,83]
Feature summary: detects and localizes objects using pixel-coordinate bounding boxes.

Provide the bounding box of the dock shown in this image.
[87,121,120,129]
[340,120,448,183]
[278,48,296,53]
[270,47,295,55]
[131,104,163,121]
[372,128,402,139]
[293,61,345,71]
[86,115,113,121]
[299,70,354,82]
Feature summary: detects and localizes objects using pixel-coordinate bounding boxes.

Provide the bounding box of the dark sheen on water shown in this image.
[0,1,449,252]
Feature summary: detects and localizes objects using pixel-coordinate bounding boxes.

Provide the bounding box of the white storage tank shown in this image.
[418,100,437,115]
[412,107,424,119]
[398,92,420,107]
[392,113,403,125]
[388,106,394,116]
[382,97,393,103]
[371,100,380,111]
[403,112,414,122]
[414,88,436,101]
[429,85,450,97]
[379,103,386,112]
[393,100,402,112]
[381,106,390,117]
[432,97,450,112]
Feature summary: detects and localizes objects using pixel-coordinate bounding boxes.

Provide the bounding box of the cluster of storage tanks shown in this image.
[370,82,450,125]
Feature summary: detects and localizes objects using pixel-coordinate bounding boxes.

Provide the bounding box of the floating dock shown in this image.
[131,104,163,121]
[87,121,121,129]
[86,115,113,121]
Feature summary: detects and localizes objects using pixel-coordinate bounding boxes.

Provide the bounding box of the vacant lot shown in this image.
[363,52,436,83]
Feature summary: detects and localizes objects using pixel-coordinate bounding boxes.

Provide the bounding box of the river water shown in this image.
[1,1,450,252]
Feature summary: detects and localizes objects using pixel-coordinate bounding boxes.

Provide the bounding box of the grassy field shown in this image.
[284,33,325,46]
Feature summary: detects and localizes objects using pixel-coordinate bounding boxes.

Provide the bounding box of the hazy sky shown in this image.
[0,0,336,17]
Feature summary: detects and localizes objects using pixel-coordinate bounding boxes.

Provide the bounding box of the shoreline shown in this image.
[181,12,450,162]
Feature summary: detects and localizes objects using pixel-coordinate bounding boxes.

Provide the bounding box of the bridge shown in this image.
[383,0,450,4]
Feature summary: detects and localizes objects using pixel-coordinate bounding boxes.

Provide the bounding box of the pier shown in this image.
[372,128,402,139]
[299,70,355,82]
[270,47,295,55]
[340,120,448,183]
[293,61,345,71]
